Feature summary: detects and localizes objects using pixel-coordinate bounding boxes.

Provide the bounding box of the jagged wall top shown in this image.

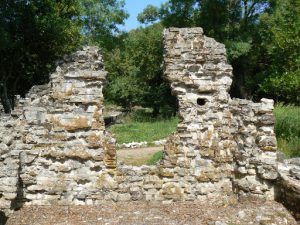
[1,31,292,219]
[49,46,107,105]
[0,46,117,215]
[163,27,233,105]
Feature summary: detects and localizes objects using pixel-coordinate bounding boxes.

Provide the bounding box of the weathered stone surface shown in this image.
[0,46,116,216]
[277,158,300,220]
[161,28,278,200]
[0,28,297,221]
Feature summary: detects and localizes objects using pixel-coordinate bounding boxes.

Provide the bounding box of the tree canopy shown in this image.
[104,23,177,115]
[137,0,299,104]
[0,0,82,113]
[80,0,129,49]
[257,0,300,103]
[0,0,128,113]
[0,0,299,114]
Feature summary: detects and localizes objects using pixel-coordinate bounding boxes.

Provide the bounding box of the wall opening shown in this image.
[197,98,206,106]
[106,100,180,167]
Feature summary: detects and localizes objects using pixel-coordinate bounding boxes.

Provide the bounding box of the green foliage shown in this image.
[256,0,300,104]
[147,151,163,165]
[80,0,129,49]
[196,0,241,41]
[0,0,298,120]
[138,0,197,27]
[138,0,268,42]
[159,0,198,27]
[226,41,252,61]
[0,0,82,112]
[104,23,177,113]
[259,70,300,103]
[138,0,271,100]
[137,5,160,24]
[277,137,300,158]
[105,75,144,110]
[274,104,300,158]
[0,0,130,113]
[109,111,179,143]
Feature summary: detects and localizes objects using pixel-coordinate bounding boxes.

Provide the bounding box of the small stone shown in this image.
[238,210,246,219]
[0,143,9,155]
[215,221,227,225]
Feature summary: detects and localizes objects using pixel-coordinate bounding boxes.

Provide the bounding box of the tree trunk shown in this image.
[0,79,12,114]
[242,0,249,31]
[11,76,20,110]
[152,105,160,117]
[237,76,249,99]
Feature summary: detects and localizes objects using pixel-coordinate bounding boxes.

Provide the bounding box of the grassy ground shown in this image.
[109,110,179,144]
[147,151,163,165]
[110,105,300,158]
[274,104,300,158]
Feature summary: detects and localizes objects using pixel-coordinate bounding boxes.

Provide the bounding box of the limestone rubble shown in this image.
[0,28,299,220]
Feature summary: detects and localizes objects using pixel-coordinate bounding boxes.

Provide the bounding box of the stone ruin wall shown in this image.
[0,47,117,215]
[162,28,278,198]
[0,28,299,218]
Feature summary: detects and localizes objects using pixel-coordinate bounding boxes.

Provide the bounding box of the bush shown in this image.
[274,104,300,158]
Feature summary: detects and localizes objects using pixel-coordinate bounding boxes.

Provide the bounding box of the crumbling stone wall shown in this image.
[161,28,278,199]
[0,28,292,218]
[277,159,300,220]
[0,47,117,215]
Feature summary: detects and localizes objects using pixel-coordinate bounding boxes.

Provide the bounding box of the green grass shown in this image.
[147,151,163,165]
[274,104,300,158]
[109,110,180,144]
[110,105,300,158]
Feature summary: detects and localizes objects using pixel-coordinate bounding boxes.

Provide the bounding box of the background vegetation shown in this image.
[110,109,179,144]
[147,151,163,165]
[0,0,299,156]
[136,0,300,103]
[274,105,300,158]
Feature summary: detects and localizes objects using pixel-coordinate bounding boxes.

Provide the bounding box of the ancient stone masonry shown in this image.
[162,28,278,199]
[277,158,300,220]
[0,47,117,215]
[0,28,299,219]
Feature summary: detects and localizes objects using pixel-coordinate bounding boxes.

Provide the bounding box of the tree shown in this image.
[255,0,300,104]
[104,23,177,115]
[0,0,82,113]
[137,5,160,25]
[80,0,129,49]
[138,0,270,99]
[138,0,198,27]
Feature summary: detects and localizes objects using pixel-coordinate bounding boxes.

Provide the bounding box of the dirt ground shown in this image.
[117,147,162,166]
[6,199,298,225]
